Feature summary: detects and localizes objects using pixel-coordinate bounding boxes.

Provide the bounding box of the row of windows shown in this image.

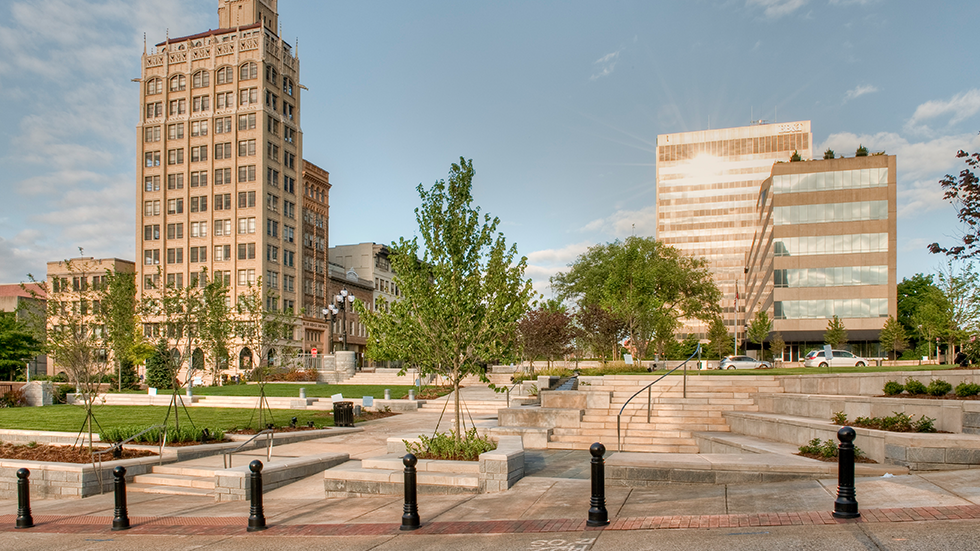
[143,114,291,144]
[142,270,233,291]
[144,191,259,216]
[145,63,287,97]
[773,266,888,288]
[772,168,889,195]
[144,87,289,119]
[774,299,888,320]
[658,132,809,163]
[774,233,888,257]
[773,201,888,226]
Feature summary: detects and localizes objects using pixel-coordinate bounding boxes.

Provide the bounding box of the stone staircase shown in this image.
[498,375,784,452]
[129,464,216,497]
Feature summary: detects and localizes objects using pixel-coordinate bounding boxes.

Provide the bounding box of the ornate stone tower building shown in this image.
[136,0,304,373]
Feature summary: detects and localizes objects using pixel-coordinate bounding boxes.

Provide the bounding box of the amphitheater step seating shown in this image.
[129,464,217,497]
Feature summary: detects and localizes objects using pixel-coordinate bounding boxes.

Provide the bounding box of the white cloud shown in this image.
[524,241,595,300]
[581,204,658,238]
[0,0,205,280]
[905,89,980,135]
[746,0,808,19]
[818,131,980,216]
[843,84,878,102]
[589,49,621,81]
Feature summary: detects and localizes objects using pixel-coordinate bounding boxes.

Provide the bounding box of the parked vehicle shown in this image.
[803,349,868,368]
[719,355,772,370]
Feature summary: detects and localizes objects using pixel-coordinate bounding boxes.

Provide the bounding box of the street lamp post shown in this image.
[333,288,356,352]
[323,305,338,354]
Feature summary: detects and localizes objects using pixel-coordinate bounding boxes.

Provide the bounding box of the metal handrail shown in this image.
[616,345,701,452]
[222,429,274,469]
[504,382,526,407]
[93,424,168,462]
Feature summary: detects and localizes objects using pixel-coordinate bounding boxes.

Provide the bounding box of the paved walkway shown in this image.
[5,386,980,548]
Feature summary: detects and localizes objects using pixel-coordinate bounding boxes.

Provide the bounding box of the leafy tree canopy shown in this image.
[551,236,720,359]
[929,146,980,258]
[358,158,533,433]
[824,316,848,349]
[0,312,42,380]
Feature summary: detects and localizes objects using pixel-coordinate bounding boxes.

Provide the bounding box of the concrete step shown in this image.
[150,465,218,478]
[131,473,215,489]
[127,483,215,497]
[546,441,700,453]
[323,459,480,496]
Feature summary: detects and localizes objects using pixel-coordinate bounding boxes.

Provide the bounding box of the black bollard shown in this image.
[15,468,33,529]
[587,442,609,527]
[112,466,131,531]
[247,460,267,532]
[400,453,420,530]
[833,426,860,519]
[290,417,297,428]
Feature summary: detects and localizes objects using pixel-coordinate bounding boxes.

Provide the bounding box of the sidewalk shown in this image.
[5,387,980,539]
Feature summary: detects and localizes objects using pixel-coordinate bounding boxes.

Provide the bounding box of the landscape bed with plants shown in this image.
[881,378,980,399]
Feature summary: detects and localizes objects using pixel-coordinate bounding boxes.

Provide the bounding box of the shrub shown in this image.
[100,425,225,445]
[798,438,865,458]
[926,379,952,397]
[832,411,849,425]
[54,384,75,404]
[956,382,980,397]
[850,412,936,433]
[0,388,27,408]
[883,381,904,396]
[404,428,496,461]
[904,378,927,395]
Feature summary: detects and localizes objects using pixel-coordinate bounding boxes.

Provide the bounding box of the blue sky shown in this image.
[1,0,979,298]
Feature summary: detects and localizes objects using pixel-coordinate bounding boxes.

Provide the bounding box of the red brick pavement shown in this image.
[4,505,980,536]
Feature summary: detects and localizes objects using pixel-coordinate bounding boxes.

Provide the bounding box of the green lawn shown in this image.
[0,404,336,433]
[189,383,417,399]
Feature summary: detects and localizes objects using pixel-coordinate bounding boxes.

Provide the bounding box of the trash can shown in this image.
[333,401,354,427]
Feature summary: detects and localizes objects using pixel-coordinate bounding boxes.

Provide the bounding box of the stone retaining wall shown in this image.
[778,370,980,397]
[214,452,348,501]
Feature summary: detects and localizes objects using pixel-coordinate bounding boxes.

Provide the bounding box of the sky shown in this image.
[1,0,979,298]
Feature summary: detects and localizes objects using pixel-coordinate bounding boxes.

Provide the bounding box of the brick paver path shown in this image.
[5,505,980,536]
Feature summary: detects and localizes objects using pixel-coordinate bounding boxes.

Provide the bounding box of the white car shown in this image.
[803,349,868,368]
[718,355,772,370]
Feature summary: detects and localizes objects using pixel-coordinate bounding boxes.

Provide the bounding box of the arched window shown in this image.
[239,61,257,81]
[239,347,253,368]
[192,348,204,371]
[146,78,163,95]
[216,66,234,85]
[170,74,186,92]
[192,70,209,89]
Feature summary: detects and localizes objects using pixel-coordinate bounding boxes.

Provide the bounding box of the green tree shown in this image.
[358,158,533,435]
[574,303,625,363]
[706,317,732,360]
[790,150,802,162]
[936,261,980,358]
[928,146,980,258]
[0,312,42,381]
[199,276,233,385]
[746,310,772,360]
[823,148,835,160]
[855,144,869,157]
[99,269,142,391]
[24,259,117,451]
[879,316,908,360]
[824,316,848,349]
[770,332,786,363]
[144,339,175,389]
[551,236,721,360]
[518,303,577,370]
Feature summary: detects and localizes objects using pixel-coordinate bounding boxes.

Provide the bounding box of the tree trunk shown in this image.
[453,367,462,439]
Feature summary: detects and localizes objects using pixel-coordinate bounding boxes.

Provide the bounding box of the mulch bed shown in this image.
[796,452,877,464]
[878,394,980,400]
[0,442,157,464]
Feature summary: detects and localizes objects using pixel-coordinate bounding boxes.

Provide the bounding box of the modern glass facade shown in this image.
[656,121,812,338]
[743,154,897,360]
